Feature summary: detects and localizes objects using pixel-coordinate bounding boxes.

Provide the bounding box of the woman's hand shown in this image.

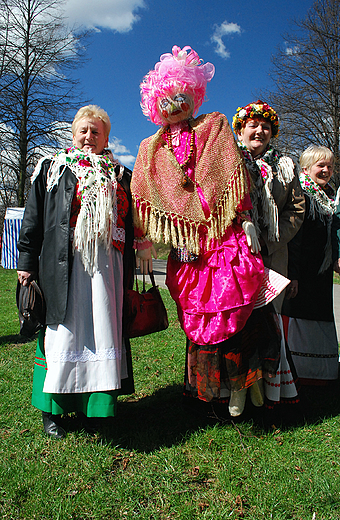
[286,280,298,299]
[242,220,261,254]
[136,245,157,274]
[17,270,35,286]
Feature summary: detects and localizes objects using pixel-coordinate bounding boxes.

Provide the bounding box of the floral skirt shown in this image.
[184,305,281,402]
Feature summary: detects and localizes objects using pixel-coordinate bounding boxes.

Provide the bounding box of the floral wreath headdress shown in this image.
[232,100,280,137]
[140,45,215,126]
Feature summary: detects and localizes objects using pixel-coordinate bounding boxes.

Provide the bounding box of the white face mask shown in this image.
[157,92,194,125]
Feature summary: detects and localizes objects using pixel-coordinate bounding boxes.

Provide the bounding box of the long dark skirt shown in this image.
[184,304,281,402]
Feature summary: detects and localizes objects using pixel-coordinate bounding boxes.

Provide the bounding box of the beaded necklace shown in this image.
[166,123,195,187]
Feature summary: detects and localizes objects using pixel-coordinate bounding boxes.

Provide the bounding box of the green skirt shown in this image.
[31,329,135,417]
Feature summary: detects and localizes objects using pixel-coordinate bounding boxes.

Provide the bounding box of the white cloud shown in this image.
[109,137,135,167]
[64,0,146,32]
[0,7,81,76]
[114,154,135,168]
[285,43,300,56]
[211,21,241,59]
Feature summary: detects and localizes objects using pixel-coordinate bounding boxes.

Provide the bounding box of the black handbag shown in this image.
[16,280,46,337]
[123,271,169,338]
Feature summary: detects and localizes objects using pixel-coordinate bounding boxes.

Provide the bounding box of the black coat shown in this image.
[17,159,134,325]
[282,194,335,322]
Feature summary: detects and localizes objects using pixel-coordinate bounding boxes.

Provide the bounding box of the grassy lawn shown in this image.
[1,266,340,519]
[153,242,171,261]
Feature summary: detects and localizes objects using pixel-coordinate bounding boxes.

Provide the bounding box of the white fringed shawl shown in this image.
[32,147,122,275]
[238,144,295,242]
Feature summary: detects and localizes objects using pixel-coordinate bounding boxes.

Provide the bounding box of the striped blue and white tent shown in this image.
[1,207,25,269]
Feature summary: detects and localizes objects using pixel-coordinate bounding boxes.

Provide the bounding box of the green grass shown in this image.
[334,273,340,285]
[1,266,340,519]
[153,242,171,261]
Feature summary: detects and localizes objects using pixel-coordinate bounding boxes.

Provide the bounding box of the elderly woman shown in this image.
[233,101,305,410]
[282,145,339,384]
[17,105,134,438]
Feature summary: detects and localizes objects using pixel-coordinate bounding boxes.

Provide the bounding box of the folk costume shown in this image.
[18,147,135,418]
[132,47,282,410]
[282,169,339,384]
[234,101,305,407]
[238,143,305,309]
[133,112,265,344]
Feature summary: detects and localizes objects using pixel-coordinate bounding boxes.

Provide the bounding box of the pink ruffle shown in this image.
[166,224,264,345]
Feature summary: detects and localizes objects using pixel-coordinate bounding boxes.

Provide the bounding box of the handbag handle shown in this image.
[17,280,44,314]
[142,271,156,293]
[133,270,157,293]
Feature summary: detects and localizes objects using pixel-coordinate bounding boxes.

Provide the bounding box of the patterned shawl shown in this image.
[238,142,295,242]
[32,147,123,274]
[131,112,248,255]
[300,171,338,273]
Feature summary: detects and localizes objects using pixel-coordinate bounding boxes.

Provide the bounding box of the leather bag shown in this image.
[123,271,169,338]
[16,280,46,337]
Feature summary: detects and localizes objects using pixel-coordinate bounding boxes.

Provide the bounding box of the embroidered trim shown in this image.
[48,348,121,363]
[112,226,125,242]
[291,351,338,359]
[264,379,295,387]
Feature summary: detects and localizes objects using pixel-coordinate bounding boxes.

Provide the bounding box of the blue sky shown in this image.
[65,0,314,168]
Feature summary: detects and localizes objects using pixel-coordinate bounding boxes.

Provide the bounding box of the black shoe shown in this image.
[77,412,102,434]
[42,412,66,439]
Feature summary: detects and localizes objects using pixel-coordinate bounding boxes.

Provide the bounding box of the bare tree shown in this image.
[0,0,87,207]
[263,0,340,176]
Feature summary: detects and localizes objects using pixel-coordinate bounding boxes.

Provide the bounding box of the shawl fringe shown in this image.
[300,177,340,274]
[133,163,246,255]
[73,179,116,275]
[240,144,295,242]
[276,156,295,185]
[304,191,336,274]
[34,148,119,275]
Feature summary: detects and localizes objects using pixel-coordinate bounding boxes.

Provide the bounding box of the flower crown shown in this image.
[232,100,280,137]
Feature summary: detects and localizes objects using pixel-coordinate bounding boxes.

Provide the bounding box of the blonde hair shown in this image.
[300,145,334,171]
[72,105,111,137]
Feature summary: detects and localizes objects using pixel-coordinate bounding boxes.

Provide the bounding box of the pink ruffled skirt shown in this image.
[166,224,264,345]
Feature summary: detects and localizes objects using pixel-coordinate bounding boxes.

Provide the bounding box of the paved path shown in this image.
[333,284,340,337]
[138,259,340,339]
[136,259,168,289]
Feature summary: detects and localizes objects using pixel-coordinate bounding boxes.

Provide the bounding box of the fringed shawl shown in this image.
[238,143,296,242]
[131,112,248,255]
[32,147,122,275]
[300,171,339,274]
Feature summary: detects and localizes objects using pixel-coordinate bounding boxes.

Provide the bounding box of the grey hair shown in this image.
[300,145,334,171]
[72,105,111,137]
